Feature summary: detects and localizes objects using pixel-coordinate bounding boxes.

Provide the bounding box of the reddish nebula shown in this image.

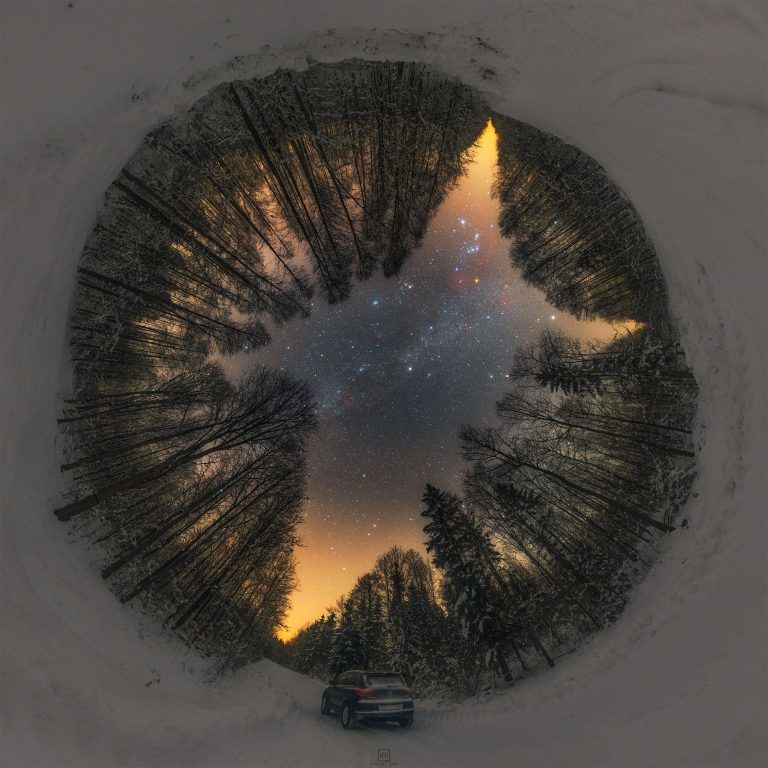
[338,393,354,409]
[448,271,474,293]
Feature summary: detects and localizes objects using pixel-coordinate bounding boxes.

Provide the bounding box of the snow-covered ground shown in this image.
[1,2,766,766]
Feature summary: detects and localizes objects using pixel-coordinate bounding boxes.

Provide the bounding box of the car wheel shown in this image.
[398,717,413,728]
[341,702,355,729]
[321,693,331,715]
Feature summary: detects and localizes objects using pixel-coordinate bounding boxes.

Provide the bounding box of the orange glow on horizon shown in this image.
[276,525,429,642]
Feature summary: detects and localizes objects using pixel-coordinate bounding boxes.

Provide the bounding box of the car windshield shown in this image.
[365,674,405,687]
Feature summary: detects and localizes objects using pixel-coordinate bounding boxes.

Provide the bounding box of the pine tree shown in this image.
[422,484,531,682]
[329,627,365,677]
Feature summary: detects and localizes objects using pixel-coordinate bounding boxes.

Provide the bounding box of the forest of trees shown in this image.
[57,61,488,670]
[272,545,486,696]
[428,115,700,679]
[57,60,696,684]
[276,99,697,695]
[492,115,669,325]
[452,323,697,670]
[408,117,698,686]
[407,117,700,686]
[280,332,695,695]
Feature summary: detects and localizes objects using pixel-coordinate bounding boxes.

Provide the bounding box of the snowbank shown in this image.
[1,3,765,766]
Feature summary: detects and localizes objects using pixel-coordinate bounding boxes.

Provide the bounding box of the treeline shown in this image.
[280,325,697,691]
[492,114,667,325]
[57,366,316,666]
[431,324,697,679]
[277,110,698,687]
[404,113,699,682]
[71,61,485,388]
[57,61,487,669]
[274,546,485,697]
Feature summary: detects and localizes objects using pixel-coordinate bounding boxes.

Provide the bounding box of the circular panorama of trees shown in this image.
[56,61,697,690]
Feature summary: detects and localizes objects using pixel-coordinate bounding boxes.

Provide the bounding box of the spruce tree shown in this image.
[422,484,519,681]
[329,627,365,677]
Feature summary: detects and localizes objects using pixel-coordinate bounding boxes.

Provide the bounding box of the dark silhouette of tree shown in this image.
[455,318,696,670]
[57,367,316,663]
[56,368,316,520]
[329,627,365,677]
[492,114,666,324]
[511,327,695,396]
[422,484,554,679]
[340,573,387,670]
[295,611,337,678]
[280,546,456,693]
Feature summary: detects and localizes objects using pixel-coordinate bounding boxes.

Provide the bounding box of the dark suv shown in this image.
[321,670,414,729]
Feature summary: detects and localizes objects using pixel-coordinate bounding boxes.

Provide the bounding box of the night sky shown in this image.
[224,122,618,638]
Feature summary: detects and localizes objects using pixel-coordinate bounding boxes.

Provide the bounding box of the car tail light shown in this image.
[354,688,375,698]
[404,688,413,697]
